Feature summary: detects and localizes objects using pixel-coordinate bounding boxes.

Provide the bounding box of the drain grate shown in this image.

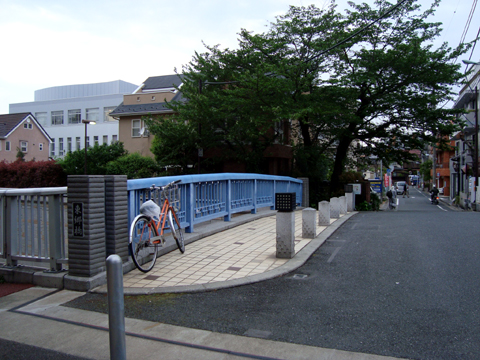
[243,329,272,339]
[292,274,308,279]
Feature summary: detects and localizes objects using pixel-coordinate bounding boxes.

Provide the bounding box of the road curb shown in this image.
[111,211,358,295]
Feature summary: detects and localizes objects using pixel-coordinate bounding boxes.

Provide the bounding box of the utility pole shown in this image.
[432,141,436,189]
[474,86,478,209]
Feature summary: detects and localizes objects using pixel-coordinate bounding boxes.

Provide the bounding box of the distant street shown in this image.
[68,187,480,360]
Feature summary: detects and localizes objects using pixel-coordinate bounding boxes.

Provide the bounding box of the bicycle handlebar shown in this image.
[150,179,181,191]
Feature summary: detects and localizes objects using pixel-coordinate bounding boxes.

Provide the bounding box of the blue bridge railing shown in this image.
[128,173,303,233]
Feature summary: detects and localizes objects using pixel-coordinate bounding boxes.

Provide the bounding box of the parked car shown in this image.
[395,181,406,195]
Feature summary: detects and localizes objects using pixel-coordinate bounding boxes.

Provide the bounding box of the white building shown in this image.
[9,80,138,158]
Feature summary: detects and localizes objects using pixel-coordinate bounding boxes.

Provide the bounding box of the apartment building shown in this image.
[451,61,480,207]
[9,80,138,158]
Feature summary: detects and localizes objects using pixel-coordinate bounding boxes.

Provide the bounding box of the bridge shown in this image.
[0,173,306,290]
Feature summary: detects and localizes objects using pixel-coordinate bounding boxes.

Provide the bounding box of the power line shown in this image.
[309,0,410,61]
[459,0,478,45]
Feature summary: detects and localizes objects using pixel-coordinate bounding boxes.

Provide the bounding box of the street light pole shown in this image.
[82,119,96,175]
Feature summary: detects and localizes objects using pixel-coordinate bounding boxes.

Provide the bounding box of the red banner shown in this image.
[384,174,390,188]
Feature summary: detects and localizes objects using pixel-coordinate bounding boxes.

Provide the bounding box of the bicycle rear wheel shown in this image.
[129,215,158,272]
[168,209,185,253]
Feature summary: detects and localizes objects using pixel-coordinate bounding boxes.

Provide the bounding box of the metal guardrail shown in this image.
[128,173,303,233]
[0,187,67,271]
[1,173,302,272]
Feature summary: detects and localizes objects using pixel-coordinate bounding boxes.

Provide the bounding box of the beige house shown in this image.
[111,74,294,174]
[110,74,184,158]
[0,113,52,162]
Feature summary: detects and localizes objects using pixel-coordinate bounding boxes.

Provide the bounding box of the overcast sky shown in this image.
[0,0,478,114]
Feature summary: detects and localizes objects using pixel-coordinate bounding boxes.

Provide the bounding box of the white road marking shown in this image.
[327,247,341,263]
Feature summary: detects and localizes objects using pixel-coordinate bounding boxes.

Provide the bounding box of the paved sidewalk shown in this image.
[94,209,353,295]
[0,286,406,360]
[0,209,408,359]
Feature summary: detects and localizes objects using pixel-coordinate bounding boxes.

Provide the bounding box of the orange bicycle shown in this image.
[129,180,185,272]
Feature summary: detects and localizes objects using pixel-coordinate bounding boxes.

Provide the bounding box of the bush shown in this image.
[57,142,128,175]
[355,201,372,211]
[370,192,381,211]
[0,159,67,188]
[106,153,162,179]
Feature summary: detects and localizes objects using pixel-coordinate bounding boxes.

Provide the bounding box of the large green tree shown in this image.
[148,0,469,189]
[323,0,468,188]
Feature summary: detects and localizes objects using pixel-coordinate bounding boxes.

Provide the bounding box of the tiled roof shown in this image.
[0,113,31,137]
[110,90,185,117]
[109,102,172,116]
[143,74,184,91]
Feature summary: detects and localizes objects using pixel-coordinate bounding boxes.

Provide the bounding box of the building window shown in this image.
[104,107,117,122]
[76,137,81,151]
[51,111,64,125]
[59,138,64,156]
[132,119,141,137]
[86,108,99,122]
[50,139,55,157]
[274,121,284,144]
[94,136,99,145]
[23,122,33,129]
[39,143,44,151]
[103,135,108,144]
[6,141,11,151]
[35,112,47,126]
[20,141,28,153]
[68,109,82,124]
[86,136,90,148]
[67,137,72,153]
[112,135,118,143]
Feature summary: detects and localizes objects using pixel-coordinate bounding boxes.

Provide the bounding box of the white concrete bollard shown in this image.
[276,211,295,258]
[346,192,354,212]
[318,201,331,226]
[339,196,347,214]
[330,197,340,218]
[302,208,317,238]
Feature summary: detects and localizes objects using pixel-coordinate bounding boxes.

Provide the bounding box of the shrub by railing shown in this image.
[0,160,67,188]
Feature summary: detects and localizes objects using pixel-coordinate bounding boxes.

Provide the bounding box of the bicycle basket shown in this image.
[159,187,181,211]
[140,200,160,220]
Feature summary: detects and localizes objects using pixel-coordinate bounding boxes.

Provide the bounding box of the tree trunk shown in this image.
[330,136,353,193]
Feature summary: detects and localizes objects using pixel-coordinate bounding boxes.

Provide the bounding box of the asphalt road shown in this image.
[0,338,92,360]
[66,188,480,360]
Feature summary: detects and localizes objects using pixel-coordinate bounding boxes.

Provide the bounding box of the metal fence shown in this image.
[1,173,302,271]
[128,173,303,233]
[0,187,67,270]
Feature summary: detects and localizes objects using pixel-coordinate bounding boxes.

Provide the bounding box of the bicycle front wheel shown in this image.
[129,215,158,272]
[168,209,185,253]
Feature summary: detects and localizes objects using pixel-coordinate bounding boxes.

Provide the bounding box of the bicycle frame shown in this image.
[150,193,181,242]
[129,179,184,272]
